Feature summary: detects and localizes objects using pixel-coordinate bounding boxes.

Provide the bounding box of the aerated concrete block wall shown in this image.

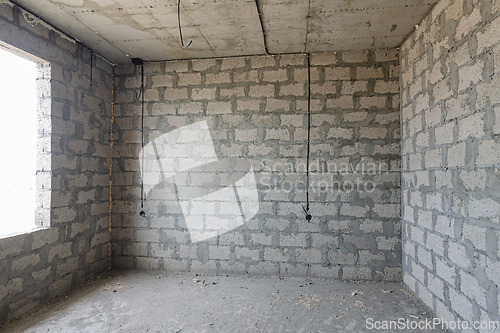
[0,2,112,325]
[112,50,401,280]
[401,0,500,329]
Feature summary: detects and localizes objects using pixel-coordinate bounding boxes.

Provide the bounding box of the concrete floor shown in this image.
[1,270,447,333]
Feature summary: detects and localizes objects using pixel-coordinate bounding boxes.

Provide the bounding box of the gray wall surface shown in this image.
[0,2,112,325]
[401,0,500,329]
[112,51,402,280]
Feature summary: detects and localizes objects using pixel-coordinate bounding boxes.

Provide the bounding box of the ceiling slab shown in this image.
[11,0,440,64]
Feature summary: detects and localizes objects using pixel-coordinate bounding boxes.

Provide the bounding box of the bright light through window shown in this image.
[0,47,38,237]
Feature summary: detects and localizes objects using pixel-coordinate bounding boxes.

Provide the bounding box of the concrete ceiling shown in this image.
[12,0,439,64]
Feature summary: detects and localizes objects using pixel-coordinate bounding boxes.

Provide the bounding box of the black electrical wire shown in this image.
[254,0,311,221]
[253,0,269,55]
[302,54,312,222]
[178,0,192,48]
[90,50,93,87]
[140,62,145,216]
[132,58,146,217]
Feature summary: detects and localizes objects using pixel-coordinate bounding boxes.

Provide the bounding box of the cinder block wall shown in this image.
[0,2,112,324]
[401,0,500,327]
[112,50,401,280]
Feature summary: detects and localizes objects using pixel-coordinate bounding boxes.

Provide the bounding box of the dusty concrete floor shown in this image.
[1,270,447,333]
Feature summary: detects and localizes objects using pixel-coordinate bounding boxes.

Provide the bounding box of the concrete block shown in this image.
[341,81,367,95]
[234,247,259,261]
[207,101,232,114]
[151,74,174,88]
[280,234,307,247]
[32,266,51,281]
[57,257,78,276]
[251,55,276,68]
[458,61,483,92]
[279,83,305,96]
[165,60,188,73]
[164,88,188,100]
[136,257,160,270]
[324,67,350,80]
[328,250,357,265]
[357,67,384,79]
[342,267,372,280]
[447,142,466,167]
[375,49,398,62]
[265,128,289,141]
[343,111,367,123]
[235,129,258,142]
[343,51,367,63]
[249,84,275,97]
[221,57,246,70]
[163,258,189,272]
[477,76,500,109]
[460,270,487,309]
[376,237,400,251]
[435,121,455,146]
[476,15,500,55]
[234,70,259,83]
[311,53,336,66]
[309,265,340,279]
[375,112,399,124]
[264,248,289,262]
[247,262,278,276]
[310,234,336,248]
[359,96,386,109]
[294,67,320,82]
[237,99,261,111]
[250,233,273,246]
[433,78,452,104]
[281,114,304,127]
[263,69,288,82]
[295,248,322,264]
[415,131,429,151]
[220,87,245,98]
[208,246,230,260]
[191,88,216,100]
[372,204,400,218]
[462,223,486,252]
[327,127,353,139]
[265,99,290,112]
[12,254,40,273]
[425,149,443,169]
[359,127,387,139]
[493,106,500,135]
[178,102,203,114]
[327,96,353,108]
[205,73,230,85]
[279,54,304,66]
[476,139,500,165]
[279,263,309,277]
[449,288,473,323]
[374,81,399,94]
[48,243,72,262]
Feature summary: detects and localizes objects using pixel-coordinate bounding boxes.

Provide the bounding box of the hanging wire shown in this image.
[253,0,269,55]
[132,58,146,217]
[108,74,115,270]
[178,0,192,48]
[302,54,312,222]
[140,63,145,216]
[254,0,312,221]
[90,50,94,87]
